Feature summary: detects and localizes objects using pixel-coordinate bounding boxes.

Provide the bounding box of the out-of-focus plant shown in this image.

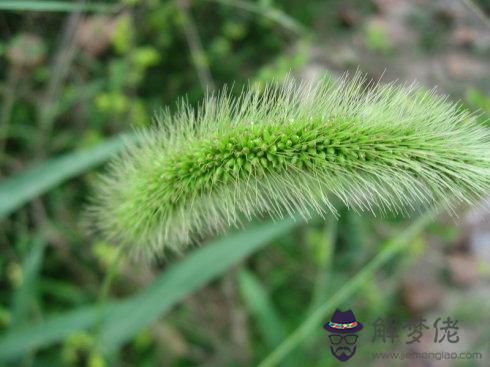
[466,88,490,126]
[364,20,392,54]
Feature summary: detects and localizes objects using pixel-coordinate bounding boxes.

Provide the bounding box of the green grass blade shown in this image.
[205,0,309,35]
[238,269,286,349]
[0,135,127,218]
[306,217,336,313]
[10,237,46,325]
[99,218,300,350]
[0,218,300,360]
[257,208,441,367]
[0,1,114,12]
[0,305,100,361]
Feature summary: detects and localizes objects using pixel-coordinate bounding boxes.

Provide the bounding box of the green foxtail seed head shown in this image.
[87,74,490,260]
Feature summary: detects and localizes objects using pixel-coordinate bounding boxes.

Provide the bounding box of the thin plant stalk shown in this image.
[94,245,127,344]
[176,0,216,92]
[258,206,441,367]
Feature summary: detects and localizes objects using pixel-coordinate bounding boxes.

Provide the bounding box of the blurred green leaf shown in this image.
[0,1,114,12]
[239,269,286,349]
[0,217,300,360]
[0,135,128,218]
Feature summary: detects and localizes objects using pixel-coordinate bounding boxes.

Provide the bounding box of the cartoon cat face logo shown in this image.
[323,309,363,362]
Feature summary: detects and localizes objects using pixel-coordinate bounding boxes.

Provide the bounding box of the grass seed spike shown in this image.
[87,74,490,259]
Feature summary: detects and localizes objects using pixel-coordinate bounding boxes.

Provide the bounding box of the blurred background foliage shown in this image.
[0,0,489,366]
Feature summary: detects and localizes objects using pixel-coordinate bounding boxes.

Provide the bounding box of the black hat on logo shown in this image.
[323,309,363,333]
